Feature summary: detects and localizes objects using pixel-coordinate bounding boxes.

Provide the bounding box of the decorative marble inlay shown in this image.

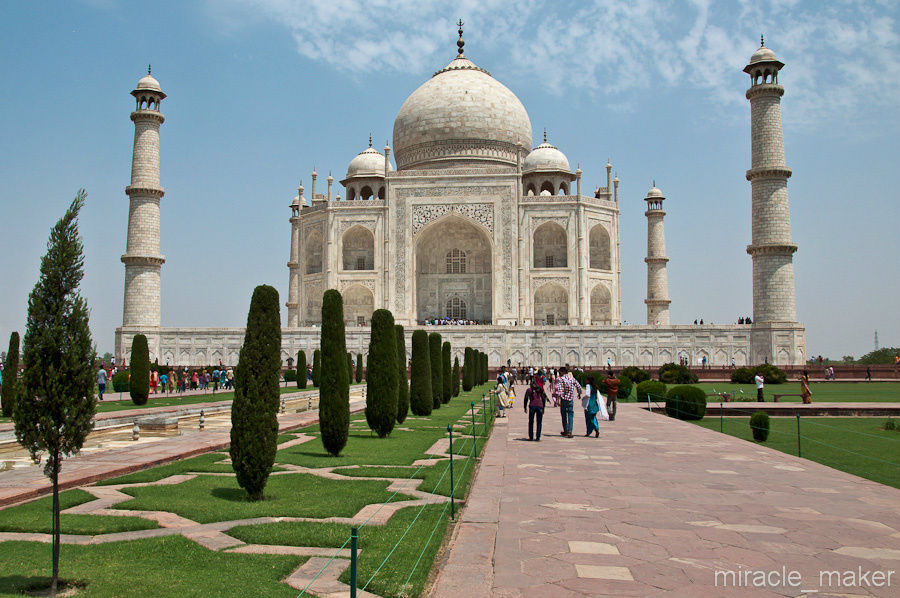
[411,202,494,236]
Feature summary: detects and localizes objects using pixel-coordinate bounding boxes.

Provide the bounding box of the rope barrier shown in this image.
[296,534,353,598]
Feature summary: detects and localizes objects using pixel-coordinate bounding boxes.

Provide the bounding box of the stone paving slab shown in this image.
[0,397,365,507]
[431,403,900,597]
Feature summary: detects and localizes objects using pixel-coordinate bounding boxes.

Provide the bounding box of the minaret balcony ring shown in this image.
[644,257,670,264]
[129,111,165,124]
[745,85,784,100]
[745,167,792,181]
[746,243,798,256]
[120,254,166,266]
[125,185,165,198]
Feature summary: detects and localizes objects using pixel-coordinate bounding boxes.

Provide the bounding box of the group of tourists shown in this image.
[423,318,484,326]
[94,364,235,400]
[493,364,621,441]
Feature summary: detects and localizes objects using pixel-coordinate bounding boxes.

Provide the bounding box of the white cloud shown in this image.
[208,0,900,128]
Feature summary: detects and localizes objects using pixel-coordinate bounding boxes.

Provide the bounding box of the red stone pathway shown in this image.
[431,403,900,597]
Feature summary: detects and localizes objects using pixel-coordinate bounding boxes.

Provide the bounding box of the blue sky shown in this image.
[1,0,898,359]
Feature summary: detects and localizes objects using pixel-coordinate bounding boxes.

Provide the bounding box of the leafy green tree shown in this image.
[356,352,364,383]
[859,347,900,364]
[312,349,321,387]
[1,332,19,417]
[229,285,281,501]
[319,290,349,455]
[364,309,398,437]
[429,332,442,410]
[296,350,307,389]
[441,341,452,403]
[129,334,150,406]
[452,356,461,397]
[13,191,97,594]
[409,330,432,416]
[395,325,409,423]
[462,347,473,392]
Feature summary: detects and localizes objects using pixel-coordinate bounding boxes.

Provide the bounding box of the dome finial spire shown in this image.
[456,18,465,56]
[368,133,372,147]
[148,64,152,75]
[543,128,547,143]
[760,34,765,47]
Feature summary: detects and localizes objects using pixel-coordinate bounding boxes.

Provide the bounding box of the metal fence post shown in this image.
[647,393,651,413]
[350,527,358,598]
[796,414,802,458]
[471,401,477,454]
[448,424,455,520]
[482,394,488,434]
[720,402,724,433]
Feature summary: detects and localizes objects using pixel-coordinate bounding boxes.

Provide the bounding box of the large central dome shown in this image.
[392,54,533,170]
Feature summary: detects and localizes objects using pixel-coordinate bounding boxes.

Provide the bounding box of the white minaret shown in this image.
[744,39,797,326]
[644,183,671,325]
[122,67,166,341]
[286,181,303,327]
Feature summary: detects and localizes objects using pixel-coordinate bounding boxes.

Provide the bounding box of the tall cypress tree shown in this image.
[356,352,364,383]
[428,332,442,410]
[462,347,473,392]
[409,330,432,416]
[452,356,461,397]
[441,341,452,404]
[395,324,409,423]
[230,285,281,501]
[365,309,398,437]
[312,349,321,387]
[13,191,96,594]
[1,332,19,417]
[129,334,150,406]
[296,350,307,389]
[346,352,353,383]
[319,290,349,456]
[483,353,489,385]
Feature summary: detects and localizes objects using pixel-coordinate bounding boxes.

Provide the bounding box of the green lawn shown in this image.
[695,416,900,489]
[0,489,158,535]
[692,381,900,403]
[0,536,303,597]
[0,383,494,596]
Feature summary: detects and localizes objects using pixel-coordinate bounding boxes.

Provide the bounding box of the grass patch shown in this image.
[0,536,303,597]
[0,489,157,535]
[229,504,451,598]
[695,416,900,489]
[694,381,900,403]
[96,452,236,485]
[115,473,403,523]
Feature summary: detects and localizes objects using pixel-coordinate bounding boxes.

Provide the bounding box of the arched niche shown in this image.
[589,224,611,270]
[342,285,374,326]
[533,222,567,268]
[590,284,612,324]
[304,230,323,274]
[415,216,492,324]
[342,226,374,271]
[534,283,568,325]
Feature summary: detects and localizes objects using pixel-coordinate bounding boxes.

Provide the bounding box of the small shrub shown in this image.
[749,411,770,441]
[731,367,754,384]
[665,385,706,420]
[659,363,698,385]
[283,369,297,382]
[129,334,150,406]
[752,363,787,384]
[112,371,130,392]
[635,379,666,402]
[621,366,651,384]
[885,418,896,431]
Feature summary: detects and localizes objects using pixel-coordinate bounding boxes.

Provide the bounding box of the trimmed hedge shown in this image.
[409,330,432,416]
[296,350,307,389]
[283,369,297,382]
[129,334,150,406]
[365,309,398,438]
[665,385,706,420]
[635,379,667,402]
[750,411,770,441]
[395,324,409,423]
[658,363,699,385]
[731,364,787,385]
[428,332,442,410]
[112,371,130,392]
[620,366,651,384]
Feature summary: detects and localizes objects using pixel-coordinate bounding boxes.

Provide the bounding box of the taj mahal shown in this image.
[115,26,806,368]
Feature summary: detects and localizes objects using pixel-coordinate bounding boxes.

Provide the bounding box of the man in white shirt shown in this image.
[754,373,764,402]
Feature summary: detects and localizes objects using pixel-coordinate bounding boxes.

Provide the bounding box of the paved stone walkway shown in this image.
[431,403,900,597]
